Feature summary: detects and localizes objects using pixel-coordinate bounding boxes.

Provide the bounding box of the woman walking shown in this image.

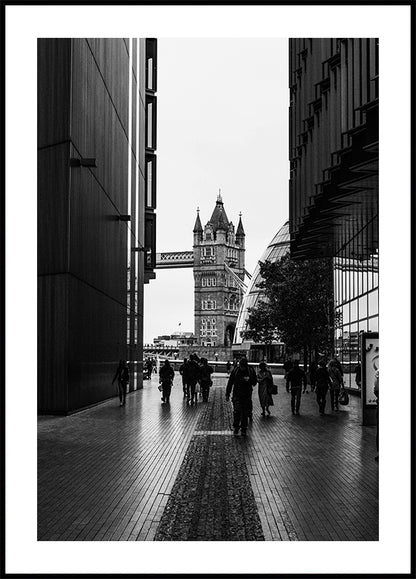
[159,359,174,404]
[257,362,274,416]
[112,360,129,406]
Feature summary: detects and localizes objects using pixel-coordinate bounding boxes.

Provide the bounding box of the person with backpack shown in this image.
[159,359,174,404]
[112,360,130,406]
[226,357,257,436]
[199,357,214,402]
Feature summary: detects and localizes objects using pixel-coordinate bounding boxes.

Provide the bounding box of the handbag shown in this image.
[268,378,278,395]
[158,384,163,392]
[339,388,349,405]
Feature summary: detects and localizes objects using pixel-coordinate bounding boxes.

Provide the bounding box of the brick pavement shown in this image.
[38,373,378,541]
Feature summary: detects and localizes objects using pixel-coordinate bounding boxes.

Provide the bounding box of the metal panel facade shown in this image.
[38,38,156,413]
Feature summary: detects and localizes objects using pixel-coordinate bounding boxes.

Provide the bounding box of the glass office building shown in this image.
[233,221,290,361]
[289,39,379,389]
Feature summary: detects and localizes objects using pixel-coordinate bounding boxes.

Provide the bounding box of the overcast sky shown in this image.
[144,38,289,343]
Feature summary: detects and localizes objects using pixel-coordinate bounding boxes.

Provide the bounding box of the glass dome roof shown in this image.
[234,220,290,345]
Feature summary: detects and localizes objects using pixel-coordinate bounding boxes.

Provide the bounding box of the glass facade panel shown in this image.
[234,221,290,347]
[358,294,367,320]
[350,299,358,323]
[332,217,378,386]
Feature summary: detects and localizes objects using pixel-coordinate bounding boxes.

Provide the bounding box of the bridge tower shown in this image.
[193,193,245,350]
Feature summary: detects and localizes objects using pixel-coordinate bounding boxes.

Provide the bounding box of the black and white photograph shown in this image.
[4,3,412,577]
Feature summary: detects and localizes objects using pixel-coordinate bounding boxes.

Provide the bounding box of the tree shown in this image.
[242,255,336,367]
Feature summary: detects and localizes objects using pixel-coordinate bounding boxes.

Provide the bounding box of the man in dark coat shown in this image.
[199,358,214,402]
[314,359,331,414]
[186,354,201,405]
[287,359,307,415]
[159,359,174,403]
[226,357,257,436]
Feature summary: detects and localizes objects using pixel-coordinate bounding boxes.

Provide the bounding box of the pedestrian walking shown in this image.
[199,357,214,402]
[179,358,188,397]
[328,358,343,411]
[314,359,331,414]
[257,361,274,416]
[145,357,153,380]
[332,355,344,376]
[283,358,293,393]
[308,360,318,393]
[112,360,129,406]
[286,359,307,415]
[186,354,201,405]
[226,357,257,436]
[159,359,174,404]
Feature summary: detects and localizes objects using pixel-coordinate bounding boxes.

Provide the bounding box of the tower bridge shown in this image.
[155,251,194,269]
[154,194,249,350]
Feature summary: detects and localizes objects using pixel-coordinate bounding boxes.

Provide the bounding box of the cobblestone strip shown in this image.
[154,386,264,541]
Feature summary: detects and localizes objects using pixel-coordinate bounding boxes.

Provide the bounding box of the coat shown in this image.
[226,366,257,400]
[159,365,174,384]
[328,365,343,389]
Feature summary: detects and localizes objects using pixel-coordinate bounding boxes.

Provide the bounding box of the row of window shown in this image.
[202,300,217,310]
[201,277,217,287]
[200,329,218,337]
[201,247,215,258]
[224,297,240,310]
[200,317,217,338]
[200,275,238,287]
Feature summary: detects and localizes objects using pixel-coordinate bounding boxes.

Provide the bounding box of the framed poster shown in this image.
[361,332,379,408]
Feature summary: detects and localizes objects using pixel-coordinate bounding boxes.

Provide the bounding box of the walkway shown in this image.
[38,373,378,541]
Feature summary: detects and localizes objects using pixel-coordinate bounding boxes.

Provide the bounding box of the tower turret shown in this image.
[236,212,245,249]
[193,208,203,244]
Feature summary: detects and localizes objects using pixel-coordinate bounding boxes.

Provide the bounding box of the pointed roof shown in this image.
[209,193,230,232]
[193,208,203,233]
[236,212,245,236]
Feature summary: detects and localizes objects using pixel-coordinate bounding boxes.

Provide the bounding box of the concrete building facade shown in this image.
[38,38,157,414]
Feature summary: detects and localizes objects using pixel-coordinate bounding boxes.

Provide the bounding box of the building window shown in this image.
[145,95,157,151]
[202,247,215,258]
[144,212,156,269]
[202,299,216,310]
[146,38,157,93]
[145,153,156,209]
